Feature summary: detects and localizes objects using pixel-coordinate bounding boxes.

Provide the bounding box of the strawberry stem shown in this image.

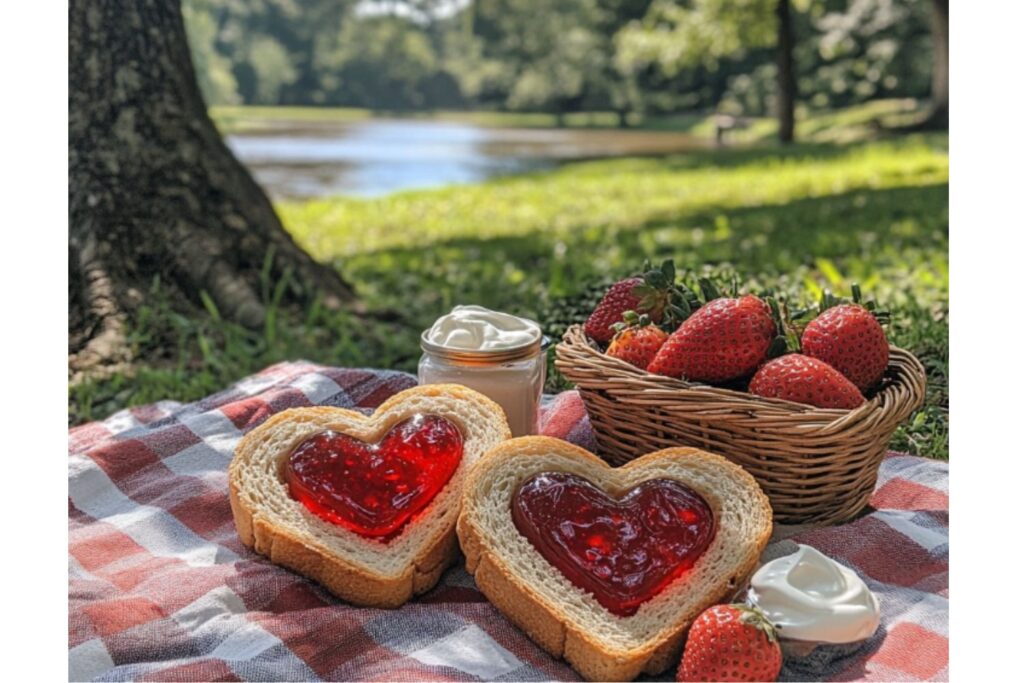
[813,282,890,326]
[766,296,801,355]
[698,277,721,302]
[733,603,780,644]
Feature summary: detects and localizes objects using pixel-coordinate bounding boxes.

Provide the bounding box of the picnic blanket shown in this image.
[69,362,949,682]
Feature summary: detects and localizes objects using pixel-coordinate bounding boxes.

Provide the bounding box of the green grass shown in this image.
[210,105,374,134]
[72,103,948,459]
[68,277,416,423]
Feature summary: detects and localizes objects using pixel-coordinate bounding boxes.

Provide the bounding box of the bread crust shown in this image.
[229,384,510,608]
[457,437,773,681]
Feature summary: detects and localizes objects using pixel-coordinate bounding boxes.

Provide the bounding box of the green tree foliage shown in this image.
[808,0,932,108]
[181,0,938,121]
[248,35,298,103]
[317,16,460,110]
[617,0,934,118]
[472,0,605,119]
[618,0,797,141]
[182,0,240,104]
[617,0,777,73]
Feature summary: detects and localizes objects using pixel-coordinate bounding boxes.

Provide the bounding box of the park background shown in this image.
[68,0,948,460]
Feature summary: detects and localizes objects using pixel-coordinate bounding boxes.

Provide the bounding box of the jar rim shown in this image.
[420,330,550,364]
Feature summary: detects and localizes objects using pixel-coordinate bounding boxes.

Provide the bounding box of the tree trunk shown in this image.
[69,0,354,371]
[775,0,797,144]
[925,0,949,128]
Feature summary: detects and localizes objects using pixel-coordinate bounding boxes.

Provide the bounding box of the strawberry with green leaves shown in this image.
[749,353,865,409]
[647,293,776,383]
[584,277,645,343]
[677,603,782,683]
[584,260,696,343]
[606,311,669,369]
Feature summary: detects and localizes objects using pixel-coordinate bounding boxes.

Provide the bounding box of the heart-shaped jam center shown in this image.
[284,414,463,541]
[512,472,716,616]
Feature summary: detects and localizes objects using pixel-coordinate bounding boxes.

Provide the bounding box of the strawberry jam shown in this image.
[284,414,463,540]
[512,473,716,617]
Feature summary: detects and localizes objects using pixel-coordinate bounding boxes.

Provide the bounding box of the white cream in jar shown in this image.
[747,544,881,645]
[419,306,546,437]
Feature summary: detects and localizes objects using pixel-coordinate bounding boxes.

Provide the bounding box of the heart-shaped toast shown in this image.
[457,437,772,681]
[229,384,510,608]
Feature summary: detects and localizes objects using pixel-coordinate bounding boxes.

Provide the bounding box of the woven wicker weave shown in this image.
[554,325,927,525]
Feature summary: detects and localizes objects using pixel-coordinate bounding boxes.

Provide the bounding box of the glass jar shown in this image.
[418,332,547,437]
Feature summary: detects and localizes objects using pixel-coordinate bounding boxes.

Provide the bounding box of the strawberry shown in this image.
[801,303,889,392]
[606,311,669,369]
[677,603,782,683]
[748,353,865,409]
[584,260,697,343]
[584,277,645,343]
[647,295,776,382]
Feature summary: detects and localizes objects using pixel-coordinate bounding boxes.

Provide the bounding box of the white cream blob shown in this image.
[748,544,880,644]
[426,305,541,351]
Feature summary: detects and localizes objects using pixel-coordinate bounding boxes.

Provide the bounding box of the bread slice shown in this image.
[457,437,773,681]
[229,384,511,608]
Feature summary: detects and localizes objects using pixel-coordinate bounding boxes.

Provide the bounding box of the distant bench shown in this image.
[714,114,752,146]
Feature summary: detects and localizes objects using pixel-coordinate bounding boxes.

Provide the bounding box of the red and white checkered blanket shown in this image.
[69,362,948,682]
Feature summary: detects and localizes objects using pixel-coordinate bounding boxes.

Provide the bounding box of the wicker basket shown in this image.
[554,325,927,526]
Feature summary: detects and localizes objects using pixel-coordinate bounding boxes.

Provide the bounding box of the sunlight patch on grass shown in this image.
[280,135,948,261]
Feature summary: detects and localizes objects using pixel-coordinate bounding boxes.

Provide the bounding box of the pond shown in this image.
[226,119,705,199]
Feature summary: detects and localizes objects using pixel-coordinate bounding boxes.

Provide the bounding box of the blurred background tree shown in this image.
[183,0,944,132]
[317,15,445,110]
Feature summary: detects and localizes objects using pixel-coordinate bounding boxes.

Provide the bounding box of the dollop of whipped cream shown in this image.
[426,305,541,351]
[748,544,880,644]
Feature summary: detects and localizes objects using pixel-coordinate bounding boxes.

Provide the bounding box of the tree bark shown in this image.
[775,0,797,143]
[69,0,354,371]
[925,0,949,128]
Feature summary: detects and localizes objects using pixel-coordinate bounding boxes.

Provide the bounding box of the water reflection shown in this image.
[227,119,704,199]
